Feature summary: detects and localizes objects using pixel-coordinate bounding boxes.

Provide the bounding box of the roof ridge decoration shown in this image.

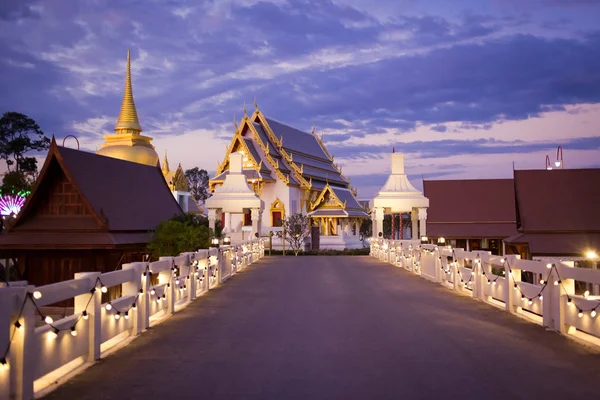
[312,126,334,162]
[115,49,142,134]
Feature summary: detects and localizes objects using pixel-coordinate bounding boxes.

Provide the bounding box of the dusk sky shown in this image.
[1,0,599,198]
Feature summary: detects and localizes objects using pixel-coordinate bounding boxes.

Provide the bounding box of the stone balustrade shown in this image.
[0,240,265,400]
[370,238,600,347]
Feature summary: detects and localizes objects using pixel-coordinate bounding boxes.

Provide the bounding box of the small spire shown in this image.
[243,102,247,117]
[162,150,170,175]
[254,97,258,111]
[234,113,238,129]
[115,49,142,133]
[311,125,316,135]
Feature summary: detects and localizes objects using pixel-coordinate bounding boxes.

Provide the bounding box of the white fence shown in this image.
[370,238,600,346]
[0,240,264,400]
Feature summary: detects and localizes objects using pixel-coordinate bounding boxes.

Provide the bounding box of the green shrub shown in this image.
[147,215,210,258]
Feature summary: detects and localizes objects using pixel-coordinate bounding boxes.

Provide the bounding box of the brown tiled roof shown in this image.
[514,169,600,232]
[6,140,182,238]
[505,232,600,257]
[423,179,517,238]
[56,145,183,231]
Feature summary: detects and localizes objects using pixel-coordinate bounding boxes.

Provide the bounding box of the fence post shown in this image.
[74,272,101,361]
[158,257,175,316]
[542,262,556,329]
[142,263,151,330]
[122,263,144,335]
[2,286,35,400]
[188,254,197,301]
[505,256,520,314]
[555,261,575,335]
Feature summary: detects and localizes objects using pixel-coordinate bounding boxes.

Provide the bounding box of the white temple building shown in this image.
[208,102,369,249]
[371,152,429,239]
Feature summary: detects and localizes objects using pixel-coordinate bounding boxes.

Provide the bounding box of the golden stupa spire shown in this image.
[115,49,142,134]
[162,150,170,175]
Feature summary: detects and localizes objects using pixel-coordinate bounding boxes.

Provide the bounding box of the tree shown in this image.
[0,112,50,193]
[184,167,210,203]
[147,213,211,258]
[359,219,372,242]
[282,213,311,256]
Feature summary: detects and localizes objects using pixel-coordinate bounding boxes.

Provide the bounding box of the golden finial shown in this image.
[234,113,238,130]
[254,97,258,111]
[162,150,170,175]
[312,124,316,135]
[243,102,247,117]
[115,49,142,133]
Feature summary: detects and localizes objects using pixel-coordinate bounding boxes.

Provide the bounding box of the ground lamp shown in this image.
[223,237,231,245]
[437,237,446,245]
[210,238,220,248]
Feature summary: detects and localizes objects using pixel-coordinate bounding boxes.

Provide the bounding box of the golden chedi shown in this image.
[97,50,159,166]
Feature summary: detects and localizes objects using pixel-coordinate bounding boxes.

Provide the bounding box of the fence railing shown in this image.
[370,238,600,346]
[0,240,265,400]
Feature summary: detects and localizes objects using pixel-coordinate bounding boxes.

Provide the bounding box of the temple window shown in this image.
[271,198,285,227]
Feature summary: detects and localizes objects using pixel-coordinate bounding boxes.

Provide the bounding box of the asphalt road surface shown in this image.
[45,255,600,400]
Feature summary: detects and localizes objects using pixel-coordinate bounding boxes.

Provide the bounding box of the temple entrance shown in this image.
[311,226,320,250]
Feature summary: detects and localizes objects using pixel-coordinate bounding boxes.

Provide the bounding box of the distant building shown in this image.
[0,140,182,287]
[423,179,517,255]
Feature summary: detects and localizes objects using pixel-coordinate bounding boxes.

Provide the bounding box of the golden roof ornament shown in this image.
[115,49,142,134]
[243,102,248,118]
[254,97,259,112]
[234,113,238,130]
[162,150,170,175]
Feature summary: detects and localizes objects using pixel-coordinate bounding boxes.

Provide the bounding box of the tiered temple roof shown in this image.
[210,103,367,218]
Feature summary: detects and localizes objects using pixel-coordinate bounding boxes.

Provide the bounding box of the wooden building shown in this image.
[423,179,517,255]
[505,169,600,262]
[0,139,183,286]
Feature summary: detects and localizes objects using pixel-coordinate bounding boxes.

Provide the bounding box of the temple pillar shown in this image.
[208,208,217,233]
[373,207,384,238]
[399,212,404,239]
[418,207,427,238]
[251,208,262,238]
[224,212,232,233]
[411,208,418,240]
[391,213,396,240]
[344,219,352,236]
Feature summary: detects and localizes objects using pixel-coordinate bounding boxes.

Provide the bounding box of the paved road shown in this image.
[46,256,600,400]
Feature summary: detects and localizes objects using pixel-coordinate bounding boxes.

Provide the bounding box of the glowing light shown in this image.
[49,328,59,339]
[578,310,583,318]
[0,358,8,370]
[592,310,597,318]
[0,192,28,216]
[583,290,590,298]
[14,321,22,330]
[45,316,53,324]
[586,250,597,259]
[546,263,552,269]
[70,327,77,337]
[33,291,42,300]
[114,312,120,320]
[82,311,88,320]
[540,279,545,285]
[105,303,112,311]
[101,286,107,293]
[528,300,533,306]
[150,289,156,296]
